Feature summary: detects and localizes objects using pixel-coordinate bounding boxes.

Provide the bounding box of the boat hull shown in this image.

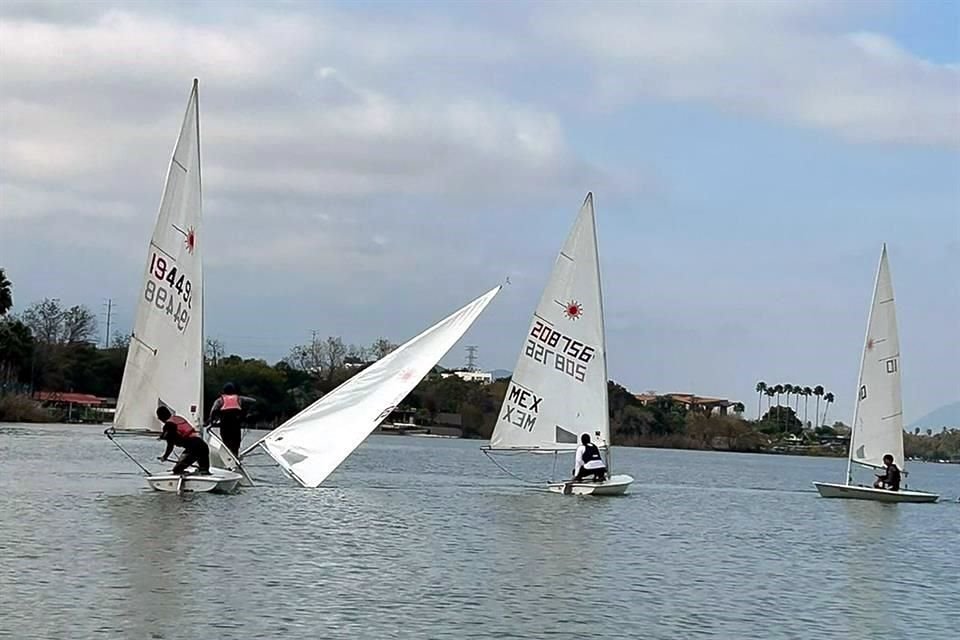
[813,482,938,503]
[147,467,243,494]
[548,474,634,496]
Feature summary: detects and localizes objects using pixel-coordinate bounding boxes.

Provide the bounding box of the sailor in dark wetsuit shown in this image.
[873,453,901,491]
[207,382,257,458]
[157,406,210,475]
[573,433,608,482]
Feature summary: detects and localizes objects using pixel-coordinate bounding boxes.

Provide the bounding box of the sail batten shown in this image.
[489,193,609,451]
[253,286,501,488]
[846,244,904,475]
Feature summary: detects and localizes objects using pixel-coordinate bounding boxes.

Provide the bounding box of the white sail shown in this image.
[489,193,608,450]
[848,244,904,470]
[249,285,501,488]
[114,80,203,433]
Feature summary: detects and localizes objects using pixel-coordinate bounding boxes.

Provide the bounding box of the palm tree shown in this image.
[802,386,813,427]
[822,392,835,426]
[814,385,824,426]
[793,385,802,412]
[0,268,12,316]
[765,387,775,414]
[783,384,794,415]
[755,381,767,420]
[773,384,784,420]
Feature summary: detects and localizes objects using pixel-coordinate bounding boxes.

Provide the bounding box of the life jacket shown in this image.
[169,415,196,440]
[582,443,602,463]
[220,394,241,411]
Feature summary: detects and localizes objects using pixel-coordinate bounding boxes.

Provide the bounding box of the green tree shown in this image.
[822,392,835,426]
[755,381,767,420]
[0,318,34,387]
[814,385,824,426]
[0,268,12,316]
[802,386,813,427]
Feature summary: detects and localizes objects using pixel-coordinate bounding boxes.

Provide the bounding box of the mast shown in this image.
[589,192,613,473]
[846,244,886,485]
[195,78,205,430]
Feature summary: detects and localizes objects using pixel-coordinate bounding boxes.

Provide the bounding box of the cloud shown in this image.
[534,1,960,147]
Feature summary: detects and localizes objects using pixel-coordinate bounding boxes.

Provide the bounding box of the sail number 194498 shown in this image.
[524,320,595,382]
[145,253,193,332]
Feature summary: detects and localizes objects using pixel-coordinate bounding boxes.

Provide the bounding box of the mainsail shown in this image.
[245,285,501,488]
[114,79,203,433]
[847,244,904,476]
[489,193,609,451]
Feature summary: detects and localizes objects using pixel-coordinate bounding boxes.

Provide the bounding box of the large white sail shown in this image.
[489,193,608,450]
[114,80,203,433]
[249,285,501,488]
[848,244,904,471]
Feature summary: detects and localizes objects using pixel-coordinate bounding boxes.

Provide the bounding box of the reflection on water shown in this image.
[1,423,958,639]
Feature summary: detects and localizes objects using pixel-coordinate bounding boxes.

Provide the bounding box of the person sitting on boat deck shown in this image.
[208,382,257,457]
[157,406,210,475]
[573,433,607,482]
[873,454,901,491]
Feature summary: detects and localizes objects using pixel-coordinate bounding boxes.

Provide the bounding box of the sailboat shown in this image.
[238,285,501,488]
[483,193,633,496]
[106,79,243,494]
[813,244,938,503]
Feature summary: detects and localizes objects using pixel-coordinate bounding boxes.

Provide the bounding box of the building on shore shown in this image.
[634,392,739,416]
[33,391,113,423]
[442,370,493,384]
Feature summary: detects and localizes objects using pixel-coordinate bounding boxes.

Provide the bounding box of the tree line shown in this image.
[2,268,956,460]
[755,381,835,427]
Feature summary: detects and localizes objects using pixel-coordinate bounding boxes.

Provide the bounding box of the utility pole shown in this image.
[465,345,479,371]
[103,298,113,348]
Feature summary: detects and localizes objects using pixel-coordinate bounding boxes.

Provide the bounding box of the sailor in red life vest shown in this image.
[157,406,211,475]
[573,433,607,482]
[207,382,257,457]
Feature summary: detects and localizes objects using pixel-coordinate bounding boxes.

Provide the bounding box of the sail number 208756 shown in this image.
[145,253,193,332]
[524,320,594,382]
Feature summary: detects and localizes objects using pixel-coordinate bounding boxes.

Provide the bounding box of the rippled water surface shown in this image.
[1,423,958,639]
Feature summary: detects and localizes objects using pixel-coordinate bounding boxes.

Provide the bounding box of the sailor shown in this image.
[208,382,257,457]
[157,406,210,475]
[873,453,901,491]
[573,433,607,482]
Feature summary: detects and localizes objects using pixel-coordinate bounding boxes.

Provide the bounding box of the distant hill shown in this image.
[910,401,960,430]
[489,369,512,380]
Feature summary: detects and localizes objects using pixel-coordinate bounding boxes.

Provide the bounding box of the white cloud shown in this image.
[534,1,960,147]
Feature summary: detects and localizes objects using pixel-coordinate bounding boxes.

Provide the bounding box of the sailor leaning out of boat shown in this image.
[157,406,211,475]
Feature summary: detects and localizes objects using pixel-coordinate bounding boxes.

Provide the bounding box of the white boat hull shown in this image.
[813,482,938,503]
[147,467,243,494]
[548,474,634,496]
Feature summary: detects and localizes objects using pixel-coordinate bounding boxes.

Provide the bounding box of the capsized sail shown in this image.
[247,285,501,487]
[114,79,203,433]
[489,193,608,451]
[848,244,904,471]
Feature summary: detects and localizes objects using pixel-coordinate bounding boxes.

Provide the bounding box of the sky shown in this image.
[0,0,957,424]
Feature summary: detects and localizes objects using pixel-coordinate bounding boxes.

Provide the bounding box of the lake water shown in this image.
[1,423,957,639]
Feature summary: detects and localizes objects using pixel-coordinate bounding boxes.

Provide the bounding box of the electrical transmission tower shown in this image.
[464,345,479,371]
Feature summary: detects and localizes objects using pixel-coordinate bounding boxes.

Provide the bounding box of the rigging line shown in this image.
[481,448,544,486]
[104,429,152,476]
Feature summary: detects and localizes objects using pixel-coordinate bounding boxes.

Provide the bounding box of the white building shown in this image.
[442,370,493,384]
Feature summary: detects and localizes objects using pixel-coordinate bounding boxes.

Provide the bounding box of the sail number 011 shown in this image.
[145,253,193,332]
